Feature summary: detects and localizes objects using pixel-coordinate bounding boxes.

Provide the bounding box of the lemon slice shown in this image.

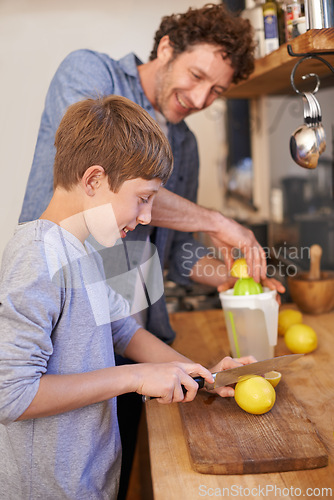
[264,371,281,388]
[231,258,249,278]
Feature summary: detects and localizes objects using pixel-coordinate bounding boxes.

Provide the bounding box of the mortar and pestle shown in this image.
[288,244,334,314]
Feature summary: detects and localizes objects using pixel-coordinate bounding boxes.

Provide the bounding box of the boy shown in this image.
[0,95,252,499]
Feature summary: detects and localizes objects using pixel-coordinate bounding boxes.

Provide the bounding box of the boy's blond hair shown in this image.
[53,95,173,191]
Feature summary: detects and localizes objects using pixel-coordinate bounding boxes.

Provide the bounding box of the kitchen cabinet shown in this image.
[144,308,334,499]
[224,29,334,98]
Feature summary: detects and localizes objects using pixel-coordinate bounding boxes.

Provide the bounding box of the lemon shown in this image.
[234,376,276,415]
[231,258,249,278]
[284,324,317,354]
[264,371,281,388]
[278,309,303,336]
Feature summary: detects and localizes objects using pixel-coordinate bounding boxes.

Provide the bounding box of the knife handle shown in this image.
[142,376,205,402]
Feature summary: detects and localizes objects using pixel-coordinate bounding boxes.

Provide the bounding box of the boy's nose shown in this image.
[137,205,152,226]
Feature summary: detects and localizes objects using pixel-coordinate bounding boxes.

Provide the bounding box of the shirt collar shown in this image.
[117,52,153,111]
[118,52,143,78]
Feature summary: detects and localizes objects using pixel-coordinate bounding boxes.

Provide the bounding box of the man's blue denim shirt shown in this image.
[19,49,209,343]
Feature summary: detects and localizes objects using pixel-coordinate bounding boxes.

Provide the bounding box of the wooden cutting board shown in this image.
[178,381,328,475]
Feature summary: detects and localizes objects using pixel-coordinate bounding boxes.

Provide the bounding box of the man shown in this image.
[20,4,282,343]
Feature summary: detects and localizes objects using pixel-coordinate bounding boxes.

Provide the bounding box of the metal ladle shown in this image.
[290,92,319,169]
[308,92,326,155]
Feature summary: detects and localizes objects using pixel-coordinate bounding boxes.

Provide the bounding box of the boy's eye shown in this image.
[140,197,149,204]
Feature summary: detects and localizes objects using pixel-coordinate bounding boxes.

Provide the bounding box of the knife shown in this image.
[143,354,303,402]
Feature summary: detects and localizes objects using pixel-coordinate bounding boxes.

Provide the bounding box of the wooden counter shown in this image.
[145,307,334,500]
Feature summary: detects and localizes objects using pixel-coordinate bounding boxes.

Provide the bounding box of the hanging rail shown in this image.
[287,43,334,94]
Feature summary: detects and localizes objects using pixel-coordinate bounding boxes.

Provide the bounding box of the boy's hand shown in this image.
[209,355,257,398]
[134,362,214,404]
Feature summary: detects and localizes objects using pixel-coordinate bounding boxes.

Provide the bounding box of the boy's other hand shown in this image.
[209,355,257,398]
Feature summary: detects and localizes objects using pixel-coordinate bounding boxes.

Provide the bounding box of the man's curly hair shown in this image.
[149,3,255,84]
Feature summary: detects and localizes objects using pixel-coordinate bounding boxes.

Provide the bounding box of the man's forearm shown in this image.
[151,187,267,281]
[151,187,220,232]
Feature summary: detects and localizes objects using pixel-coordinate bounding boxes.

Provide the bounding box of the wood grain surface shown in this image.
[179,382,327,474]
[146,307,334,500]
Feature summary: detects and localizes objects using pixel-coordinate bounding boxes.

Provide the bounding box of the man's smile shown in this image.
[176,93,191,110]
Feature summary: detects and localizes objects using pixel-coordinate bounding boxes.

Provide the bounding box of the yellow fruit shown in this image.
[231,258,249,279]
[234,376,276,415]
[284,324,317,354]
[264,371,281,388]
[278,309,303,336]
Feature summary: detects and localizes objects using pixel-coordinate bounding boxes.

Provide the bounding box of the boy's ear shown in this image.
[157,35,174,64]
[82,165,106,196]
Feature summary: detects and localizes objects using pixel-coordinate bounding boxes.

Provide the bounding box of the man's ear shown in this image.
[156,35,174,64]
[82,165,106,196]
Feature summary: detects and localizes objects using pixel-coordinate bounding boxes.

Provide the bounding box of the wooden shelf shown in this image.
[224,29,334,99]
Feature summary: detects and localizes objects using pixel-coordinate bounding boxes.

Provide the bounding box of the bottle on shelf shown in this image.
[262,1,280,54]
[241,0,266,58]
[276,1,287,45]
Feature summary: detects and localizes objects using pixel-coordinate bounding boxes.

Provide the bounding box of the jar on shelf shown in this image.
[285,0,304,41]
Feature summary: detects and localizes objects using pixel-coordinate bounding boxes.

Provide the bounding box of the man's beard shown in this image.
[153,60,184,125]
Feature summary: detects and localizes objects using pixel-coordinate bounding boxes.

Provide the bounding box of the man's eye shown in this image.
[191,72,201,80]
[212,88,224,97]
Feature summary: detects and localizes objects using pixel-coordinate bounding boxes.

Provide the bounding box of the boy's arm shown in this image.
[19,361,210,419]
[16,329,213,420]
[17,329,249,420]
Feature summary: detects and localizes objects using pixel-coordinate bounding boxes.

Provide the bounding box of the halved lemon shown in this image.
[230,258,249,278]
[233,277,263,295]
[264,371,281,388]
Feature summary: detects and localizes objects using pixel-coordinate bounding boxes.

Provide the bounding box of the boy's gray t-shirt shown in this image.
[0,220,140,499]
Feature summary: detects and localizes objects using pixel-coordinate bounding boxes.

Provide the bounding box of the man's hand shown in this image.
[207,213,267,283]
[217,275,286,303]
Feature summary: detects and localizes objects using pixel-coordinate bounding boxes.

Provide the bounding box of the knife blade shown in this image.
[202,353,303,390]
[143,354,303,402]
